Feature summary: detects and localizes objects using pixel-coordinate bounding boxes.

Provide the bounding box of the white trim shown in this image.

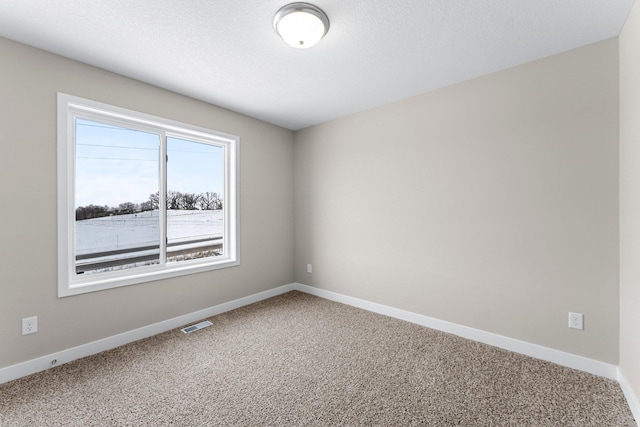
[57,92,240,297]
[2,279,634,421]
[0,284,295,385]
[293,283,619,380]
[619,368,640,425]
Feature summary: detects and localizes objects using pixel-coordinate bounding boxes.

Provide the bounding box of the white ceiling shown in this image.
[0,0,635,130]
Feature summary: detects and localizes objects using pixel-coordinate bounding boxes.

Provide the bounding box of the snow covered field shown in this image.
[76,209,223,255]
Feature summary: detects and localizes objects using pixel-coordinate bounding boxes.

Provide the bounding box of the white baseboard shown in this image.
[3,281,637,424]
[293,283,619,381]
[619,369,640,425]
[0,283,295,385]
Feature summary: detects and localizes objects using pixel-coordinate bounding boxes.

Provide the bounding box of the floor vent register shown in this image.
[181,320,213,334]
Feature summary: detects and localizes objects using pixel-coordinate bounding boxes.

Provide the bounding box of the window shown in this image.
[57,93,239,297]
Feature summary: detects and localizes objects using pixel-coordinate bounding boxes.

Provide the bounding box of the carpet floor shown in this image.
[0,291,636,426]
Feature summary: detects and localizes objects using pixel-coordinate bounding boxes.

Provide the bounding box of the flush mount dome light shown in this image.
[273,2,329,49]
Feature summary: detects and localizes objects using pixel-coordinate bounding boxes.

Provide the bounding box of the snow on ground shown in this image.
[76,209,223,255]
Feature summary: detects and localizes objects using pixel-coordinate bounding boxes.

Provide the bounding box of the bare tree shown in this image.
[148,192,159,210]
[213,193,223,210]
[118,202,136,214]
[180,192,200,210]
[140,201,154,212]
[198,192,216,210]
[75,204,109,220]
[167,191,181,210]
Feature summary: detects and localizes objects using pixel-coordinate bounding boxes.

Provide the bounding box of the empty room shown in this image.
[1,0,639,425]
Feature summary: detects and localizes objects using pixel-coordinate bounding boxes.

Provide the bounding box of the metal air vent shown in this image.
[181,320,212,334]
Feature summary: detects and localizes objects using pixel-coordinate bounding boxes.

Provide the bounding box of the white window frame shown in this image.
[57,93,239,297]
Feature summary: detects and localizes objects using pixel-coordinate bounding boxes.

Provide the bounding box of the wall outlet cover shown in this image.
[22,316,38,335]
[568,312,584,330]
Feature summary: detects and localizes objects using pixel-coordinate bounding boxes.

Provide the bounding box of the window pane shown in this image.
[166,136,224,263]
[74,119,160,274]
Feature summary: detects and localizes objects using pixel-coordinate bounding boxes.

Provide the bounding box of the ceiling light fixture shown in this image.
[273,2,329,49]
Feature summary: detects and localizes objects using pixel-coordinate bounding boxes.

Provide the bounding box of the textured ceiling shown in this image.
[0,0,635,130]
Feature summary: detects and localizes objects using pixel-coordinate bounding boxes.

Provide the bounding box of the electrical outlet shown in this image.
[22,316,37,335]
[307,263,312,273]
[568,312,583,330]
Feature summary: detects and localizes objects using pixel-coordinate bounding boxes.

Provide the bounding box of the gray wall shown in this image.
[0,30,629,381]
[0,38,295,369]
[294,39,620,364]
[620,0,640,407]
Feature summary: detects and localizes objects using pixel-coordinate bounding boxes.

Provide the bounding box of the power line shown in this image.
[77,143,158,151]
[77,143,214,155]
[76,122,155,136]
[77,156,158,162]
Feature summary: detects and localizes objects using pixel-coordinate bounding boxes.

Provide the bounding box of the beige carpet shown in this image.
[0,291,636,426]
